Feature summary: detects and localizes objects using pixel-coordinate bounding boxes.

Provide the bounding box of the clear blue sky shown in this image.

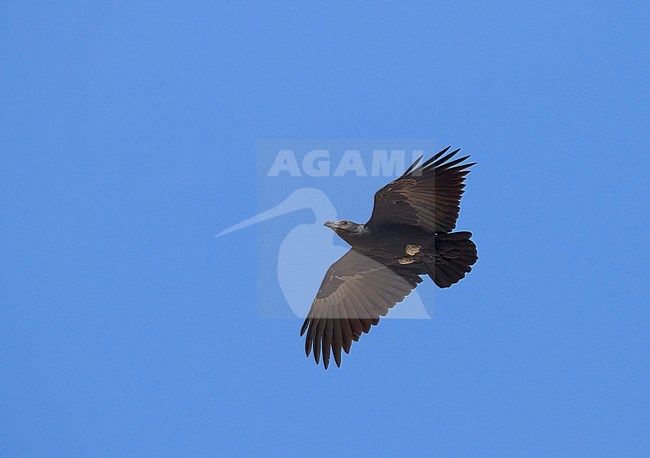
[2,1,649,456]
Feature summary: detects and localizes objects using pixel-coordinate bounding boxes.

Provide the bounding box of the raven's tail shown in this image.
[424,232,478,288]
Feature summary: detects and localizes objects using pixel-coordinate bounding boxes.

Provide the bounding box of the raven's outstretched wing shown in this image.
[368,146,474,233]
[300,249,422,369]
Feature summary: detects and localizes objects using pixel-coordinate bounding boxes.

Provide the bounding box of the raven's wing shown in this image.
[368,147,474,233]
[300,249,422,368]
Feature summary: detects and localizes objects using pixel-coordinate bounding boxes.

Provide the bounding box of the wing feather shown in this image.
[300,249,422,368]
[368,147,474,233]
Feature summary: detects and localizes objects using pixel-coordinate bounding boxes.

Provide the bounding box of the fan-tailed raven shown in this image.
[300,146,478,368]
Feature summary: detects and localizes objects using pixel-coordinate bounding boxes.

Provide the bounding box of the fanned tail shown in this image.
[424,232,478,288]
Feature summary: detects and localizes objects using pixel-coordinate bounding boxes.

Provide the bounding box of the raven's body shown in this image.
[326,220,477,288]
[301,147,478,368]
[329,222,430,259]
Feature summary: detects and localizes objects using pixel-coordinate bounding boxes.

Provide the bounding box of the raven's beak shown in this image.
[324,221,337,229]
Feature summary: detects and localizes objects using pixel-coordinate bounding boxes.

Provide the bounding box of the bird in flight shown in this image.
[301,146,478,368]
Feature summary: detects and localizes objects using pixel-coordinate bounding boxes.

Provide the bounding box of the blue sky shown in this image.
[2,1,649,456]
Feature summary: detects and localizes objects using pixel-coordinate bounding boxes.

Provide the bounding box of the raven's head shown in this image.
[324,220,367,245]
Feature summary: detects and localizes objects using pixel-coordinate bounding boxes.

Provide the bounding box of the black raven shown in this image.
[300,147,478,368]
